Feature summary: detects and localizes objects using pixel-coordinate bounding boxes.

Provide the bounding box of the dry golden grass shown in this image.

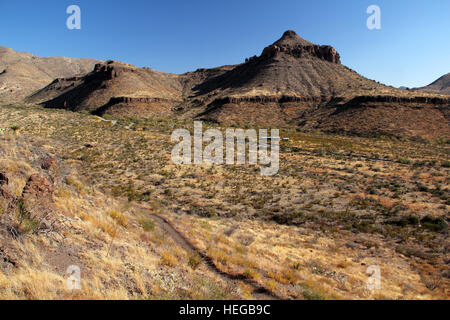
[167,212,442,299]
[0,127,239,299]
[160,251,178,268]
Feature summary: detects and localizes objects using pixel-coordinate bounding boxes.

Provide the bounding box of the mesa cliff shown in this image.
[19,30,450,140]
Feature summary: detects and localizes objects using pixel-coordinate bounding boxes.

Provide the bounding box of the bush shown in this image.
[109,210,128,227]
[10,124,20,133]
[265,280,278,292]
[390,215,420,227]
[398,158,411,164]
[303,287,326,300]
[16,199,39,233]
[160,251,178,267]
[421,216,448,232]
[243,268,261,280]
[441,160,450,168]
[292,262,302,270]
[188,254,202,270]
[139,218,155,231]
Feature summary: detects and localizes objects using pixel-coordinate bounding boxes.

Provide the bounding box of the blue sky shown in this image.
[0,0,449,87]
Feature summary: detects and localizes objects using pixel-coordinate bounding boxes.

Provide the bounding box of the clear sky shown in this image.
[0,0,449,88]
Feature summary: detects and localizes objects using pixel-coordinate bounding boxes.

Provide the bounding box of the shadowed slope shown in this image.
[414,73,450,95]
[0,46,99,104]
[27,61,184,112]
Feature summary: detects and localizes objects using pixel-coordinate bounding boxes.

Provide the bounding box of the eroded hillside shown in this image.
[23,31,450,141]
[0,105,448,299]
[0,46,99,104]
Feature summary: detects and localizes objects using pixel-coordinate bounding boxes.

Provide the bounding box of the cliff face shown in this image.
[27,60,183,112]
[261,30,341,64]
[93,96,179,118]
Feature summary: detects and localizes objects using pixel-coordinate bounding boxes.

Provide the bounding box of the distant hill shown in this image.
[21,31,450,140]
[26,60,184,118]
[0,46,99,104]
[414,73,450,95]
[187,31,449,140]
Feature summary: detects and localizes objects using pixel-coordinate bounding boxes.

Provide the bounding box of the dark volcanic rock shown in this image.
[0,171,13,199]
[23,30,449,140]
[261,30,341,64]
[0,172,9,186]
[21,174,56,229]
[0,171,16,215]
[22,174,54,200]
[40,156,57,171]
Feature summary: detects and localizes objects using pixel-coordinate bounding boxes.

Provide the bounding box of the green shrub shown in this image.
[139,218,155,231]
[303,288,326,300]
[10,124,20,133]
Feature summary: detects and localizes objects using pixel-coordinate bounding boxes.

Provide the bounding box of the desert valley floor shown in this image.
[0,104,448,299]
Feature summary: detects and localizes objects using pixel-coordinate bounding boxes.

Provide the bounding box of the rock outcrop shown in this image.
[0,171,15,206]
[22,174,54,201]
[40,155,57,171]
[23,30,450,140]
[28,60,183,112]
[21,174,56,230]
[0,46,99,104]
[261,30,341,64]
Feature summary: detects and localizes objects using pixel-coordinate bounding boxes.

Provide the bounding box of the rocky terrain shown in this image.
[0,30,449,300]
[22,30,450,141]
[27,61,183,114]
[414,73,450,95]
[0,46,99,104]
[0,105,448,299]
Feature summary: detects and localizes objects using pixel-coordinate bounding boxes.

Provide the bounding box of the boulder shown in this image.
[21,174,56,230]
[40,156,57,170]
[0,171,9,186]
[22,174,54,198]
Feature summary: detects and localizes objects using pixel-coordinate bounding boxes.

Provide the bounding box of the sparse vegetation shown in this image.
[0,104,448,300]
[160,251,178,267]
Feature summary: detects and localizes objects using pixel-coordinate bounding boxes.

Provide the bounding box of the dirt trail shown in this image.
[136,205,281,300]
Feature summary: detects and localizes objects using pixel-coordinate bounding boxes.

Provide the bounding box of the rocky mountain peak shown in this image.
[261,30,341,64]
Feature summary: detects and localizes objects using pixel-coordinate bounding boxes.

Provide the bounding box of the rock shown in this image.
[260,31,341,64]
[0,171,13,199]
[0,171,16,216]
[0,184,14,200]
[22,174,54,199]
[0,172,9,186]
[345,242,359,249]
[40,156,57,170]
[21,174,56,230]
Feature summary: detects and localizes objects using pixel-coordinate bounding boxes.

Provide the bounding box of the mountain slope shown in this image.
[414,73,450,95]
[0,46,99,104]
[188,31,449,140]
[25,31,450,140]
[27,60,184,118]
